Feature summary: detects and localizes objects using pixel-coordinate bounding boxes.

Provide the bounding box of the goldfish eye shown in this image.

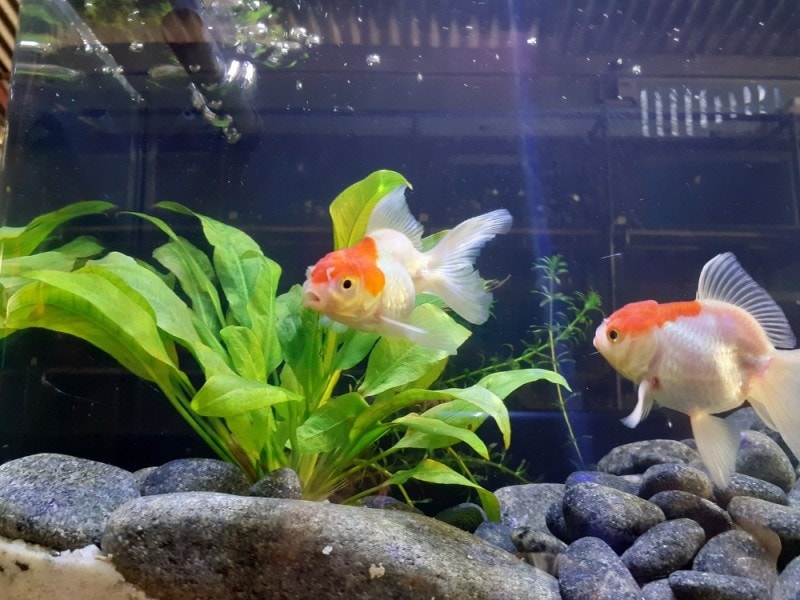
[608,328,620,342]
[342,279,353,290]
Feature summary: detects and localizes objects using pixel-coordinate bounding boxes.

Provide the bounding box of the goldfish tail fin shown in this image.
[748,349,800,461]
[421,209,512,324]
[690,412,741,488]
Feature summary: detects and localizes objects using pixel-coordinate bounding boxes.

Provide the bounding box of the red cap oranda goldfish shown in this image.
[594,252,800,487]
[302,185,512,354]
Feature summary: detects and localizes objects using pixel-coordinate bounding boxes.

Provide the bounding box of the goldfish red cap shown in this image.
[607,299,701,334]
[308,237,385,297]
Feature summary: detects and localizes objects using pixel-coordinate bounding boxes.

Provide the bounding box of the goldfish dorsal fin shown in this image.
[697,252,796,349]
[367,185,423,250]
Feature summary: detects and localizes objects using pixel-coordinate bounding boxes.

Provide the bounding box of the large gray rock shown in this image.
[140,458,250,496]
[648,489,732,539]
[715,473,788,508]
[597,440,698,476]
[728,496,800,563]
[0,453,139,550]
[621,518,705,584]
[638,463,713,500]
[736,430,796,492]
[557,537,641,600]
[775,555,800,599]
[495,482,565,531]
[692,529,777,590]
[562,482,665,552]
[668,570,770,599]
[102,492,559,600]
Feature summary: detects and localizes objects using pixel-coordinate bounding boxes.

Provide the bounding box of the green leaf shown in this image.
[3,271,182,389]
[441,385,511,448]
[86,253,204,350]
[329,170,411,249]
[394,399,487,453]
[391,414,489,459]
[1,249,84,297]
[360,305,469,396]
[275,287,324,395]
[350,388,451,442]
[478,368,570,399]
[220,325,266,382]
[190,373,303,417]
[0,201,113,258]
[128,211,224,332]
[225,409,273,466]
[156,202,272,329]
[295,392,369,454]
[386,459,500,521]
[331,330,378,371]
[245,257,283,372]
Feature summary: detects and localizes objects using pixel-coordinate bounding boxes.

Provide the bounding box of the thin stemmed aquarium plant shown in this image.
[0,171,568,519]
[445,255,602,468]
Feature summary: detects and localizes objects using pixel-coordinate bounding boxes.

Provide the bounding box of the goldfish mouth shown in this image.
[302,290,322,308]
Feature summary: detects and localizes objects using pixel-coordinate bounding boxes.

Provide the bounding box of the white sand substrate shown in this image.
[0,535,153,600]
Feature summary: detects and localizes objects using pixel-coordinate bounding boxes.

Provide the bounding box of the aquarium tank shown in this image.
[3,1,800,598]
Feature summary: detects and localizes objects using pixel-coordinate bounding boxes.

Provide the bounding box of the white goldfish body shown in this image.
[302,185,512,354]
[593,252,800,487]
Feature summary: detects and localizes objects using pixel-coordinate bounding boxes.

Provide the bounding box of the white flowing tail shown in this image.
[420,209,512,324]
[748,348,800,461]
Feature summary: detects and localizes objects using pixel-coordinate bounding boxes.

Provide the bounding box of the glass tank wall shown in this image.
[2,0,800,485]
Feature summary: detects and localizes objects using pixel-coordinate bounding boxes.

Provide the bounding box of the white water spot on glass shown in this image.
[416,72,424,83]
[129,41,144,53]
[189,64,202,73]
[295,79,303,91]
[322,545,333,555]
[366,53,380,66]
[527,36,537,45]
[631,64,642,75]
[222,127,242,144]
[369,564,385,579]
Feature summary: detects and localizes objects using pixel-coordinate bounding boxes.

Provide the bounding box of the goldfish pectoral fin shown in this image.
[319,315,349,333]
[748,349,800,460]
[690,412,741,488]
[378,308,469,355]
[621,379,654,428]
